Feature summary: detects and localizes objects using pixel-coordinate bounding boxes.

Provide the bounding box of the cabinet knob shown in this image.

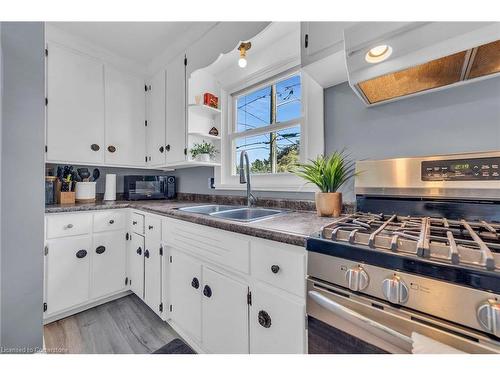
[191,277,199,289]
[148,225,154,230]
[76,249,87,259]
[258,310,272,328]
[271,265,280,274]
[144,249,150,258]
[159,146,164,153]
[107,145,116,153]
[132,221,137,225]
[95,246,106,254]
[165,144,171,152]
[90,144,100,151]
[203,285,212,298]
[136,247,142,255]
[65,223,74,229]
[109,219,115,224]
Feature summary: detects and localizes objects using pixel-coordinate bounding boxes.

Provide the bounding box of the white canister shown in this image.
[103,174,117,201]
[75,182,96,202]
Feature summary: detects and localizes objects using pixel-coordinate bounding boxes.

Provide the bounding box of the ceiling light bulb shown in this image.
[238,57,247,68]
[365,44,393,64]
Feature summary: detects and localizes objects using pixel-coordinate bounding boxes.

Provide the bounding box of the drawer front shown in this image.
[251,239,306,297]
[46,213,92,239]
[130,212,144,234]
[93,210,126,232]
[164,218,250,274]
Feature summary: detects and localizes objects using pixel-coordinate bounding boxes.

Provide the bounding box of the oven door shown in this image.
[307,279,500,354]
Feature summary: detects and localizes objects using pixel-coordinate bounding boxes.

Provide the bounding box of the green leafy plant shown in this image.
[190,141,218,159]
[294,151,358,193]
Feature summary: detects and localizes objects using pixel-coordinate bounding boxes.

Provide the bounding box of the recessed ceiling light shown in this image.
[365,44,393,64]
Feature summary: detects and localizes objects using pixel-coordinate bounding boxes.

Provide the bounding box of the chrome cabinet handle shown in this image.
[109,219,115,224]
[65,224,74,229]
[271,265,280,274]
[308,291,412,344]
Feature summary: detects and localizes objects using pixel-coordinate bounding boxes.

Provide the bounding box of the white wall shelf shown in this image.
[188,103,221,116]
[165,160,221,169]
[188,131,221,140]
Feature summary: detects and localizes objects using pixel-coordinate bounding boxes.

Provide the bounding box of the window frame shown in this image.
[229,70,304,176]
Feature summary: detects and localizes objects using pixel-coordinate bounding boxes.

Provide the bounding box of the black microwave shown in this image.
[124,176,176,200]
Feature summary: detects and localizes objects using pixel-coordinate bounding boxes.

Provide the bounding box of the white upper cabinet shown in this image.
[165,55,187,165]
[146,70,167,167]
[104,67,146,166]
[46,43,105,164]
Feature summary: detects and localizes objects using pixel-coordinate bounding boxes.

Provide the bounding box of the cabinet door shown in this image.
[46,236,91,315]
[105,67,146,166]
[91,231,127,300]
[144,216,162,315]
[250,285,306,354]
[301,22,355,65]
[165,55,187,164]
[202,267,249,353]
[128,233,145,299]
[146,70,167,167]
[170,249,202,342]
[46,43,104,164]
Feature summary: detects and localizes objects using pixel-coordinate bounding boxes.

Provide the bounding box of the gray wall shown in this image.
[1,23,45,352]
[325,78,500,201]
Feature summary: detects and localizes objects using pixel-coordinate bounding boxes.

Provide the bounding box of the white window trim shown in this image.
[215,68,324,192]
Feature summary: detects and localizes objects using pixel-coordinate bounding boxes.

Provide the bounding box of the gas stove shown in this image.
[306,151,500,354]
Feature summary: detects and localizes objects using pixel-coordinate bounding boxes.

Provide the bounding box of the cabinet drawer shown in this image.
[251,239,306,297]
[164,218,250,274]
[46,213,92,239]
[93,210,126,232]
[130,212,144,234]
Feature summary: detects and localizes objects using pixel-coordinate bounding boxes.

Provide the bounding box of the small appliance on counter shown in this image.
[103,174,117,201]
[124,175,176,200]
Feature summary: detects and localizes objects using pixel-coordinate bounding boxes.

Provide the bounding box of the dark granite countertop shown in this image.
[45,199,342,247]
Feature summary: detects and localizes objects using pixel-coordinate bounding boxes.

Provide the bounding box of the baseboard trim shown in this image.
[43,290,133,324]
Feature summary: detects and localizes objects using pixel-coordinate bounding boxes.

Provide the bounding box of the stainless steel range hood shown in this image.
[344,22,500,106]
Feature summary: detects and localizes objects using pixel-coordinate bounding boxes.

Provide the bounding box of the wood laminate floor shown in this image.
[44,294,180,354]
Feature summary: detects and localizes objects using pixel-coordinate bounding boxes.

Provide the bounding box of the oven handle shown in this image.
[308,290,413,344]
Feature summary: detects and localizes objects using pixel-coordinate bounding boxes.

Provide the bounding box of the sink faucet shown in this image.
[239,151,256,207]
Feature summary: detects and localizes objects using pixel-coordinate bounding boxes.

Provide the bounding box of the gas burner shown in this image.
[321,212,500,271]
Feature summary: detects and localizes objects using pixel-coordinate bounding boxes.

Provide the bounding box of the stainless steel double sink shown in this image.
[178,204,285,222]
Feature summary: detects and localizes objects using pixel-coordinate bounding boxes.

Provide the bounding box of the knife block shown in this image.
[57,191,76,205]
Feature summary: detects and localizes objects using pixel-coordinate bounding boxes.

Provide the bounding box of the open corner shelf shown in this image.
[188,131,221,141]
[188,103,222,116]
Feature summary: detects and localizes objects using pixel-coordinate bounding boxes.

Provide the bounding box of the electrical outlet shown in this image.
[208,177,215,189]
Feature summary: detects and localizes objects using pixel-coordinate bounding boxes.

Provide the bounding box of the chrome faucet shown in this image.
[239,151,256,207]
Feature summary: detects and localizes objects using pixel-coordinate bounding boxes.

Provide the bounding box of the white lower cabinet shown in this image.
[91,231,127,300]
[45,235,91,315]
[249,284,306,354]
[202,267,249,354]
[128,232,145,299]
[144,216,163,314]
[169,249,202,342]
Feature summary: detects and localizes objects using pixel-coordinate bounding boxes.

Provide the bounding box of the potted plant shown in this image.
[190,141,218,162]
[294,151,357,217]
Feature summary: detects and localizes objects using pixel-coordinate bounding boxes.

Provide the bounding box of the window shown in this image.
[232,74,302,175]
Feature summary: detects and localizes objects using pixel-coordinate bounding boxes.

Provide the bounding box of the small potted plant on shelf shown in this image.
[190,141,218,162]
[294,151,358,217]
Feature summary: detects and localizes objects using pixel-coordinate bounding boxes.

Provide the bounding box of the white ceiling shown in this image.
[49,22,216,65]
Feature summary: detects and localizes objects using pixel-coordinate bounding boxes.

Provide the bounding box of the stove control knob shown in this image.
[382,275,409,304]
[477,299,500,337]
[345,266,369,291]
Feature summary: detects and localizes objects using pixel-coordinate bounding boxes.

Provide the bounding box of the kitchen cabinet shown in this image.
[300,22,354,66]
[249,284,306,354]
[45,235,92,315]
[91,231,127,300]
[202,267,249,354]
[146,70,167,167]
[165,54,187,165]
[46,42,105,164]
[169,249,202,342]
[104,67,146,167]
[144,216,163,314]
[128,232,145,299]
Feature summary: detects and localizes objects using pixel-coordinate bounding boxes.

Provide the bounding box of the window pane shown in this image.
[236,86,271,132]
[276,75,301,123]
[276,125,300,173]
[235,134,271,174]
